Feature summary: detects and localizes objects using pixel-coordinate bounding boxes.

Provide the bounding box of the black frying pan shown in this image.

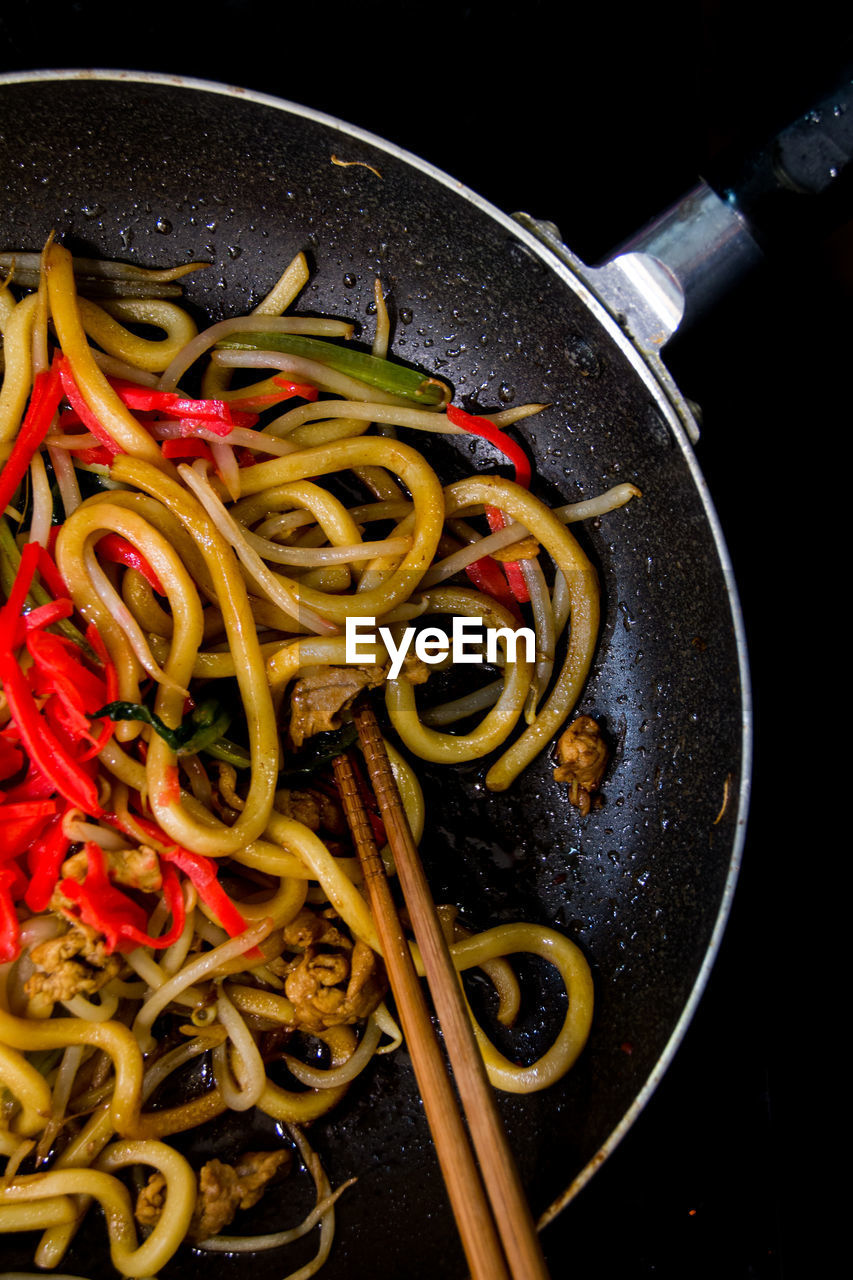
[0,50,839,1277]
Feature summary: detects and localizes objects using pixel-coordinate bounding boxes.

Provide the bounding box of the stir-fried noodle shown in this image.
[0,239,639,1275]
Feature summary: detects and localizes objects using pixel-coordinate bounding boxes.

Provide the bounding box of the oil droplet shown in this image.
[343,273,357,288]
[498,382,514,403]
[155,218,172,235]
[566,333,600,377]
[399,309,413,325]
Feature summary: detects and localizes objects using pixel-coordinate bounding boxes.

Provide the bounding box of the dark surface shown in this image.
[0,3,842,1276]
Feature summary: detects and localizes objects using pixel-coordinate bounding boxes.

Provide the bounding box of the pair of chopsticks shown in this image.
[332,697,551,1280]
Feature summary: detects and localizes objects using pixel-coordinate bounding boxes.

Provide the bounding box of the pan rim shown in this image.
[0,63,753,1228]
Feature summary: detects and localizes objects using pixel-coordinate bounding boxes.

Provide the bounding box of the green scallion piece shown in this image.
[278,722,358,786]
[92,697,231,756]
[203,737,252,769]
[215,332,449,406]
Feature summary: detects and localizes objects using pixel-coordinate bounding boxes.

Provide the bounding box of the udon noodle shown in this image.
[0,239,639,1277]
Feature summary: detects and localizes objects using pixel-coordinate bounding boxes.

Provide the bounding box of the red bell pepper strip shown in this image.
[27,627,112,743]
[23,597,74,633]
[74,625,118,763]
[0,659,102,814]
[59,842,186,954]
[0,541,40,649]
[35,542,71,601]
[54,409,118,466]
[161,438,216,464]
[464,556,524,625]
[106,379,258,435]
[55,356,124,457]
[95,533,165,595]
[0,737,23,783]
[228,376,319,411]
[0,798,60,860]
[67,444,116,466]
[85,622,118,694]
[0,362,64,515]
[0,864,27,962]
[1,755,57,803]
[117,811,249,940]
[0,546,102,815]
[158,844,249,939]
[446,402,532,489]
[24,808,72,912]
[154,863,188,947]
[484,505,531,604]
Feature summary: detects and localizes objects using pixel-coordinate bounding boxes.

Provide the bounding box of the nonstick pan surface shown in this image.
[0,69,754,1279]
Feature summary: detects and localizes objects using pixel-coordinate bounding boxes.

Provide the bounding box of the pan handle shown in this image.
[564,67,853,350]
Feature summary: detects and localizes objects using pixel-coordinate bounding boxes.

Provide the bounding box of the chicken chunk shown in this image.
[25,922,122,1002]
[284,937,386,1034]
[288,664,385,748]
[553,715,609,816]
[282,907,352,954]
[135,1170,168,1228]
[136,1150,291,1242]
[59,844,162,893]
[276,788,347,836]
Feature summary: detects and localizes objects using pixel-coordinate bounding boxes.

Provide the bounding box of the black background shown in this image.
[2,3,846,1276]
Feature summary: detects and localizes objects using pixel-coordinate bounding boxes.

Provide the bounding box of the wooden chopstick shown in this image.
[339,697,552,1280]
[332,749,511,1280]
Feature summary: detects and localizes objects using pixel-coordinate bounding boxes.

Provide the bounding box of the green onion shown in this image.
[203,737,252,769]
[278,722,358,786]
[215,332,449,406]
[29,1048,63,1077]
[93,697,231,756]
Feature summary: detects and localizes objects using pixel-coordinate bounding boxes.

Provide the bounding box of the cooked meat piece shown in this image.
[136,1150,290,1241]
[285,938,386,1033]
[135,1171,167,1228]
[25,922,122,1002]
[60,844,162,893]
[553,715,609,816]
[346,938,387,1017]
[231,1150,291,1206]
[282,907,352,954]
[288,664,385,748]
[189,1151,291,1241]
[276,788,347,836]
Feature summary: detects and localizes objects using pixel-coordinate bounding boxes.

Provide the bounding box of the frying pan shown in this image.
[0,56,841,1277]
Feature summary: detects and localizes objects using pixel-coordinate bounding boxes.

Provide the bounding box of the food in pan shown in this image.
[0,240,639,1276]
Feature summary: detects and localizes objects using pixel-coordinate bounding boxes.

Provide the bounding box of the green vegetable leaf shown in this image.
[93,697,231,756]
[278,722,358,786]
[215,332,449,406]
